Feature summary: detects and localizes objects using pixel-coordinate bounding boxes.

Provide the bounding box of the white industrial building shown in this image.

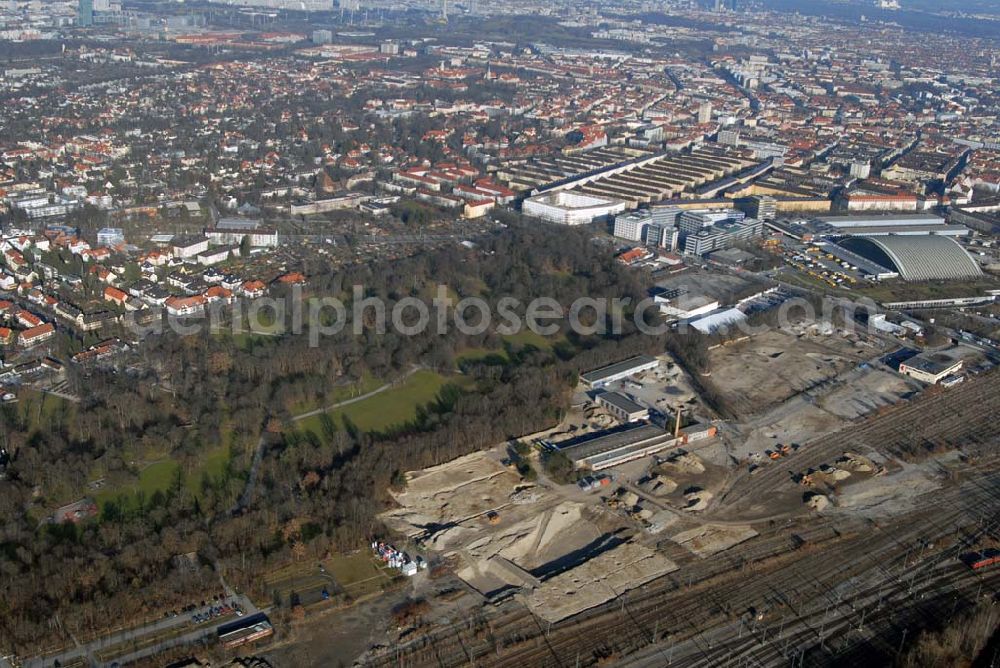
[581,355,659,388]
[614,209,680,250]
[522,191,627,226]
[817,214,970,238]
[655,288,720,320]
[899,352,963,384]
[196,246,233,266]
[684,217,763,256]
[678,209,741,237]
[646,223,680,251]
[686,308,747,334]
[818,214,946,229]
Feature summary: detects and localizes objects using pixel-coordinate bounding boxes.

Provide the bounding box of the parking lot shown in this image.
[777,238,876,288]
[185,596,245,625]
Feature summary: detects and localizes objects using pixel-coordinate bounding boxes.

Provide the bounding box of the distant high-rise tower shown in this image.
[78,0,93,26]
[441,0,448,22]
[697,102,713,124]
[713,0,723,11]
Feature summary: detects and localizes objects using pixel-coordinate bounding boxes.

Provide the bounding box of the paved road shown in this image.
[21,592,260,668]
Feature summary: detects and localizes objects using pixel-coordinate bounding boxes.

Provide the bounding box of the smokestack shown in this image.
[674,406,682,439]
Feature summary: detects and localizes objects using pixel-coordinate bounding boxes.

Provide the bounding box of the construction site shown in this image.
[365,324,1000,668]
[702,326,889,419]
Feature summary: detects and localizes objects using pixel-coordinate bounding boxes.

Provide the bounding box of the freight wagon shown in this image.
[961,549,1000,570]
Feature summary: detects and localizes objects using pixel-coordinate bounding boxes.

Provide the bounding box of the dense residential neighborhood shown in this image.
[1,0,1000,667]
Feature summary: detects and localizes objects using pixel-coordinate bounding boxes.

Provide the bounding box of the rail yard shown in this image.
[364,361,1000,668]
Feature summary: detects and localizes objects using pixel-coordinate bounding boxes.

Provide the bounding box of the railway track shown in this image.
[718,370,1000,511]
[660,503,1000,667]
[364,373,1000,668]
[366,470,1000,668]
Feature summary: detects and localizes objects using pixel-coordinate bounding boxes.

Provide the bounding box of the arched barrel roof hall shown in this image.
[838,235,982,281]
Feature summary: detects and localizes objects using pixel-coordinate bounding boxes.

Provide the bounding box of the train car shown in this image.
[961,549,1000,570]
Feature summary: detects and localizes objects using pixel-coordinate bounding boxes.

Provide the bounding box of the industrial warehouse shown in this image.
[521,190,626,225]
[580,354,660,388]
[596,390,649,423]
[815,213,971,238]
[838,235,983,281]
[552,422,675,471]
[898,351,965,385]
[515,145,761,224]
[548,419,717,471]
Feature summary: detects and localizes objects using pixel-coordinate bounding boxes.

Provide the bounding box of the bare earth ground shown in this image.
[268,332,1000,668]
[705,328,875,418]
[264,588,409,668]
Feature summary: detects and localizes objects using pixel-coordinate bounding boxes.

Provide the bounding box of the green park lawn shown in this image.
[503,329,556,350]
[13,389,74,432]
[287,371,384,415]
[457,347,509,364]
[95,460,181,512]
[299,369,470,434]
[94,441,234,513]
[458,330,567,366]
